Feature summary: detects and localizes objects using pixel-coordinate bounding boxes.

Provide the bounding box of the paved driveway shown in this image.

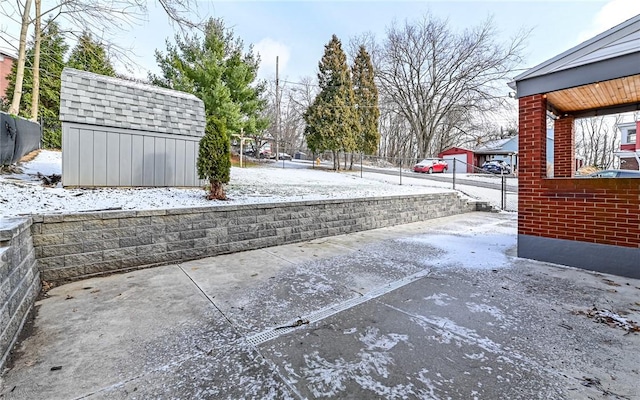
[1,212,639,399]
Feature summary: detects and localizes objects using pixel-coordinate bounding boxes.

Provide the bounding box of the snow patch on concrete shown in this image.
[466,302,505,321]
[425,293,456,306]
[402,233,515,270]
[409,313,503,354]
[464,352,488,361]
[302,327,413,398]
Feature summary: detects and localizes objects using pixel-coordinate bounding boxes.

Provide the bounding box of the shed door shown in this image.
[443,154,467,174]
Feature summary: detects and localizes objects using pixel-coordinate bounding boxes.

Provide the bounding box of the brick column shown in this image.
[518,94,547,236]
[518,95,547,180]
[554,115,575,177]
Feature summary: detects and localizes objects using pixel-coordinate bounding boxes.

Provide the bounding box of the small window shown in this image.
[627,129,636,144]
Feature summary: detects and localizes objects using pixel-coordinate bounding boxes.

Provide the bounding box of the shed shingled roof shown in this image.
[60,68,205,137]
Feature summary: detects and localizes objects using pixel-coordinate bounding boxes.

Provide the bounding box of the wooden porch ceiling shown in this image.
[545,74,640,116]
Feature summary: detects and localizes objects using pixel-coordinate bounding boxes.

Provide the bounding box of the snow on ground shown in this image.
[1,150,468,217]
[21,150,61,176]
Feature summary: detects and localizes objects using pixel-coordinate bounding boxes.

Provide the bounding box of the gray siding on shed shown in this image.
[62,123,201,187]
[60,68,205,187]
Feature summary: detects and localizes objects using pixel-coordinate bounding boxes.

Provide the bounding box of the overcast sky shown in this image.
[139,0,640,84]
[3,0,640,88]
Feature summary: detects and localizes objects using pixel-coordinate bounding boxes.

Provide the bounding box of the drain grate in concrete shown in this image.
[245,268,431,346]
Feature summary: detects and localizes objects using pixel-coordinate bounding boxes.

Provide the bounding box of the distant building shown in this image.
[614,121,639,170]
[0,51,17,101]
[472,136,520,169]
[437,131,556,174]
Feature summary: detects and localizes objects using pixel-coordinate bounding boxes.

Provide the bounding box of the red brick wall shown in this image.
[0,54,15,100]
[518,94,640,249]
[554,116,575,178]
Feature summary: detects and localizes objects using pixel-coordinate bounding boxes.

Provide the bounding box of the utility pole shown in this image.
[275,56,280,162]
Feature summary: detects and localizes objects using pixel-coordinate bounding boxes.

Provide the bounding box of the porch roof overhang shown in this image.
[509,14,640,118]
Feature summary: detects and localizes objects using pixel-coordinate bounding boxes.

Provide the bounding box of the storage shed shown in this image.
[60,68,206,187]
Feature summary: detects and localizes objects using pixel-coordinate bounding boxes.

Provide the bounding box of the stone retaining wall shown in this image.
[0,193,481,369]
[32,194,479,283]
[0,218,40,367]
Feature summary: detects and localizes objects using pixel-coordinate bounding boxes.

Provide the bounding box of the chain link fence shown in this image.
[259,151,518,212]
[314,153,518,212]
[449,159,518,212]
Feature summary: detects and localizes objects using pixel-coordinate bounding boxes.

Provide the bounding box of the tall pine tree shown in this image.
[67,31,115,76]
[3,19,68,148]
[150,18,268,137]
[304,35,358,170]
[352,45,380,155]
[151,18,267,199]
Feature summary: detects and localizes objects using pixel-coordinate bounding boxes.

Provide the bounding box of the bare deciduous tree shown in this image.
[376,14,526,158]
[2,0,199,117]
[378,106,412,159]
[29,0,41,120]
[265,76,317,156]
[7,0,33,115]
[575,115,621,169]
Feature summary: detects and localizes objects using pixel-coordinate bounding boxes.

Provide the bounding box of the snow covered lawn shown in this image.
[0,150,457,217]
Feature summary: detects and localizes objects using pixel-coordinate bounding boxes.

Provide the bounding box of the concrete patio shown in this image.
[1,212,639,399]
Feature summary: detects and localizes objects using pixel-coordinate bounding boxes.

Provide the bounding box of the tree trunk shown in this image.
[343,152,347,170]
[30,0,42,121]
[349,153,354,170]
[207,179,226,200]
[9,0,33,115]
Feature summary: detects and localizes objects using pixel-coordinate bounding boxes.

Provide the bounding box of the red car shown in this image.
[413,158,448,174]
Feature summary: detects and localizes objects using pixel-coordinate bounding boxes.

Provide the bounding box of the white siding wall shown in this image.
[62,123,202,187]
